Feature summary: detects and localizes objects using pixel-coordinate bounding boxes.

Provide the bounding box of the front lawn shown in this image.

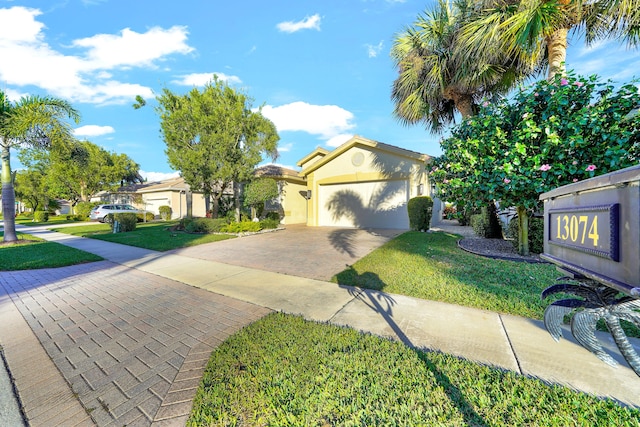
[333,231,558,319]
[14,214,87,227]
[189,313,639,426]
[50,221,236,251]
[0,232,103,270]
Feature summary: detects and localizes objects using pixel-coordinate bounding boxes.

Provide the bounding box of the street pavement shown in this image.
[1,223,639,426]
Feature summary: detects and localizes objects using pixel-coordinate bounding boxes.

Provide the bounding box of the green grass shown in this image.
[50,221,236,251]
[0,232,103,270]
[189,313,640,427]
[14,215,87,227]
[332,231,558,320]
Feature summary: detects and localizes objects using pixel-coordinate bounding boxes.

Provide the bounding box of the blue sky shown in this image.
[2,0,639,182]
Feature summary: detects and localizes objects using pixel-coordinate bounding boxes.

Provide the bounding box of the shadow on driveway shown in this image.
[168,224,404,281]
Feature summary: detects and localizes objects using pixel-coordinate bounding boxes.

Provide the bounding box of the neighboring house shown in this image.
[96,177,233,219]
[260,135,432,229]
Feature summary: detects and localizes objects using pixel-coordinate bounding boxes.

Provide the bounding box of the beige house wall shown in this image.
[139,191,207,219]
[278,179,308,224]
[303,144,429,227]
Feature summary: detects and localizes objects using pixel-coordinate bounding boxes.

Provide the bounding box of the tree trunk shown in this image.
[211,195,220,219]
[546,28,568,80]
[444,88,475,119]
[1,144,18,242]
[185,190,193,218]
[233,182,242,222]
[516,206,529,256]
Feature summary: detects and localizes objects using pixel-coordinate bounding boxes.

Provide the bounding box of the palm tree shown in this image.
[391,0,541,132]
[1,91,80,242]
[460,0,640,80]
[543,277,640,376]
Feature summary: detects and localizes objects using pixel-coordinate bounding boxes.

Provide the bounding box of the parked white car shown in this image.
[89,204,144,222]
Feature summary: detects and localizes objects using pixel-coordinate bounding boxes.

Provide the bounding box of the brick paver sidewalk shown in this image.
[0,261,271,426]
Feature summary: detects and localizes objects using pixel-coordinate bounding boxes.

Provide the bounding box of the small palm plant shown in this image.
[543,277,640,376]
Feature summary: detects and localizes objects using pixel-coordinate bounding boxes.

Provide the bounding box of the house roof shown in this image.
[296,147,329,168]
[254,165,306,184]
[298,135,431,176]
[118,176,190,193]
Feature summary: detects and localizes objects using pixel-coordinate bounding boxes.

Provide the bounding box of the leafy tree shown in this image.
[21,140,143,211]
[244,178,279,219]
[432,71,640,254]
[391,0,540,132]
[155,76,279,220]
[460,0,640,80]
[14,168,48,212]
[1,91,80,242]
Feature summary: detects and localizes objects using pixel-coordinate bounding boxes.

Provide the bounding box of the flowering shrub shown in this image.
[432,70,640,254]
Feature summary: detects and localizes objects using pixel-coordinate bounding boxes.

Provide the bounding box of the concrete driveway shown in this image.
[169,224,404,281]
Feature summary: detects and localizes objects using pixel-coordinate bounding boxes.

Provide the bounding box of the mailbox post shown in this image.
[539,164,640,376]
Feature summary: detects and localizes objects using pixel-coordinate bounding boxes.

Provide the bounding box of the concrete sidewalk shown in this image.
[1,225,640,426]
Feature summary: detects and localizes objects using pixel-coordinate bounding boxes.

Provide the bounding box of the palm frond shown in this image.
[571,310,618,366]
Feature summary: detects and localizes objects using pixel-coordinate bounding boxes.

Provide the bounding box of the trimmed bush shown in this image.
[506,216,544,254]
[136,212,154,222]
[260,218,280,229]
[470,205,502,238]
[182,217,228,233]
[265,211,281,221]
[33,210,49,222]
[65,214,84,221]
[111,213,137,232]
[407,196,433,231]
[221,221,262,233]
[159,205,172,220]
[76,201,99,218]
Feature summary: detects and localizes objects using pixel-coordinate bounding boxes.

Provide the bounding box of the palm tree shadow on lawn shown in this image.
[337,268,489,426]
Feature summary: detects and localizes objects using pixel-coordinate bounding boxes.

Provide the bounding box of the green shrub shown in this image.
[75,201,99,218]
[260,218,280,229]
[136,212,155,222]
[470,205,502,238]
[65,214,84,221]
[159,205,172,220]
[33,210,49,222]
[111,213,137,232]
[265,211,281,221]
[407,196,433,231]
[221,221,262,233]
[506,216,544,254]
[181,217,228,233]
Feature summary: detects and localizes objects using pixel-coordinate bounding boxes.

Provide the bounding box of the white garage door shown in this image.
[318,180,409,229]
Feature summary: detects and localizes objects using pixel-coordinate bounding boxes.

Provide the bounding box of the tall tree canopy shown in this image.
[391,0,541,132]
[155,76,279,219]
[20,140,143,209]
[1,90,80,242]
[460,0,640,79]
[432,71,640,254]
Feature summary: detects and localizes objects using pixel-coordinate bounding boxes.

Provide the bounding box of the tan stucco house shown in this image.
[259,135,432,229]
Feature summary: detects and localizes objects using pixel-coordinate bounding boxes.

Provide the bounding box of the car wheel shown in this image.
[103,214,114,224]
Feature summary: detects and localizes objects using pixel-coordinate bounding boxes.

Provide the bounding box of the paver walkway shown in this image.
[2,223,640,427]
[0,260,269,426]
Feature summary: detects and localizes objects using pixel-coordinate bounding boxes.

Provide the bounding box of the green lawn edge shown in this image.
[49,221,236,251]
[188,313,640,426]
[0,232,103,271]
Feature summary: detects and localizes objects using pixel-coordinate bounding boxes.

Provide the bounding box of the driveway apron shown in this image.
[0,261,270,426]
[169,224,403,281]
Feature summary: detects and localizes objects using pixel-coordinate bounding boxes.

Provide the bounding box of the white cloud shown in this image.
[276,14,321,33]
[278,142,293,153]
[0,6,194,105]
[74,125,115,137]
[4,88,29,102]
[172,72,242,86]
[140,170,181,182]
[326,134,354,148]
[365,40,384,58]
[261,101,356,144]
[72,26,194,69]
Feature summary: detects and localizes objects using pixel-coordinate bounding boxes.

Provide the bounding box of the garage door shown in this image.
[318,180,409,229]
